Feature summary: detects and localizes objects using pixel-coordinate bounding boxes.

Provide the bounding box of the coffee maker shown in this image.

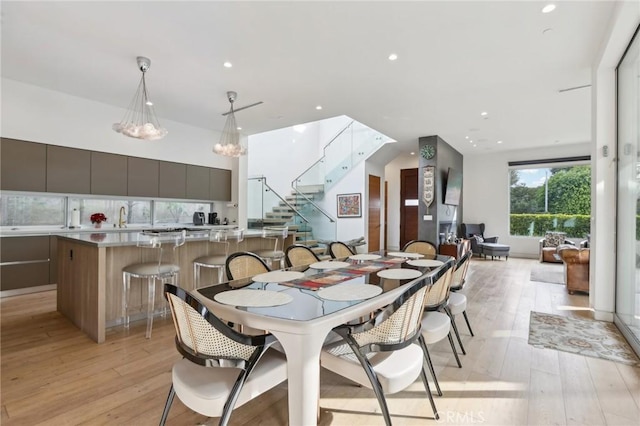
[208,212,220,225]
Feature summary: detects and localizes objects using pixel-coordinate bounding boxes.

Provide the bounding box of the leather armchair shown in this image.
[460,223,498,256]
[558,247,589,294]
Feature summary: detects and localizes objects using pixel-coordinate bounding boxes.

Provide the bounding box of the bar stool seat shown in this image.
[193,229,244,288]
[255,226,288,270]
[122,230,185,339]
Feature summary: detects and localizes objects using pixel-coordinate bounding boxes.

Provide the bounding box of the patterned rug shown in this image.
[528,311,640,367]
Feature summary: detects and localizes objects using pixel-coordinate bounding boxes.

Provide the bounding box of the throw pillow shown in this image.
[474,235,484,243]
[544,231,565,248]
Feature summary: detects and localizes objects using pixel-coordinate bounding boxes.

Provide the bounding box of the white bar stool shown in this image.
[122,230,186,338]
[193,228,245,288]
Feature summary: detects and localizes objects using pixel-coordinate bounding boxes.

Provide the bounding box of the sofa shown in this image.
[539,231,574,263]
[558,246,590,294]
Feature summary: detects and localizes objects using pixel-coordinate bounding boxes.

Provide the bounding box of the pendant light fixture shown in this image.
[213,91,246,157]
[112,56,168,141]
[213,91,263,157]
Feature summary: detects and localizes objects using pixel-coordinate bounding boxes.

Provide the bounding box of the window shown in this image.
[154,201,211,224]
[509,162,591,238]
[0,194,65,227]
[68,198,151,226]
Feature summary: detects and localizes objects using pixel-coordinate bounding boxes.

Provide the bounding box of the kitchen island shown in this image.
[56,229,294,343]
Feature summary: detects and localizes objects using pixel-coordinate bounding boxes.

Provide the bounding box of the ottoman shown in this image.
[479,243,510,260]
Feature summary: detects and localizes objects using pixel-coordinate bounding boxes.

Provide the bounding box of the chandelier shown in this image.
[213,91,247,157]
[112,56,168,141]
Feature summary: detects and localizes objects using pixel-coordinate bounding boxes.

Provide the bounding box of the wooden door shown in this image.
[368,175,381,252]
[400,168,418,248]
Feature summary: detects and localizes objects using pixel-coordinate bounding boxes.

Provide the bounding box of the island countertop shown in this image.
[54,227,267,248]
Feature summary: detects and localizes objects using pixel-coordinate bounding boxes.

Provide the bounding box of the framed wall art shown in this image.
[337,193,362,218]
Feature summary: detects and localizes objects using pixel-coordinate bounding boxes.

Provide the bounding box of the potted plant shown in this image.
[90,213,107,228]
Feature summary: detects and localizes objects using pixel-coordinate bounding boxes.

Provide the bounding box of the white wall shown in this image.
[462,142,591,258]
[1,78,240,221]
[590,2,640,321]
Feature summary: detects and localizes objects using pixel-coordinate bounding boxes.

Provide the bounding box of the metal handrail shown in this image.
[249,176,310,225]
[289,187,335,223]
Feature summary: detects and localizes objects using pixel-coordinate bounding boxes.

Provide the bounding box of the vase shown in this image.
[94,223,102,229]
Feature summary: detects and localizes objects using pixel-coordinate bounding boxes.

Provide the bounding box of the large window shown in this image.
[68,198,151,227]
[509,162,591,238]
[0,194,65,227]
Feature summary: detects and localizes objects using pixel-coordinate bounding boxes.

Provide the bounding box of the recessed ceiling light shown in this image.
[497,140,503,144]
[469,140,473,143]
[465,136,469,139]
[473,144,477,147]
[316,105,323,110]
[145,100,153,106]
[410,152,415,156]
[236,126,242,130]
[480,111,488,116]
[223,62,233,68]
[542,4,556,13]
[388,53,398,61]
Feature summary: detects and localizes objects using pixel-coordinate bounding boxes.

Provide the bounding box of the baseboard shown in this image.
[1,284,57,298]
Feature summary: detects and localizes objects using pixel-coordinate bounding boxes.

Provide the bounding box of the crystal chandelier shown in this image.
[213,91,247,157]
[112,56,168,141]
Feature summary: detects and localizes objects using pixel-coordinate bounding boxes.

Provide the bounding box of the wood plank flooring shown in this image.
[2,258,639,425]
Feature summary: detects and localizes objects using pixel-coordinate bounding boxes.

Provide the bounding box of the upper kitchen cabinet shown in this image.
[91,152,128,196]
[186,165,210,200]
[158,161,186,199]
[127,157,159,197]
[47,145,91,194]
[1,138,47,192]
[210,168,232,201]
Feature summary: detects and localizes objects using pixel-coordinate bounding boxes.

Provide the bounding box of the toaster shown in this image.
[193,212,205,226]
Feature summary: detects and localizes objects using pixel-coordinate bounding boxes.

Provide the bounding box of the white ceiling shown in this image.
[1,1,619,155]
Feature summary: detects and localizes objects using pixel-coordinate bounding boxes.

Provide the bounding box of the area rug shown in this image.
[530,263,564,284]
[528,311,640,367]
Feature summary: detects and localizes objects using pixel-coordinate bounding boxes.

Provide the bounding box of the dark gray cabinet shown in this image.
[91,152,128,196]
[210,168,232,201]
[1,138,47,192]
[0,236,51,291]
[159,161,186,199]
[186,165,210,200]
[128,157,159,197]
[47,145,91,194]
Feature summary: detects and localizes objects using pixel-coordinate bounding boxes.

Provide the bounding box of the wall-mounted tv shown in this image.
[444,167,462,206]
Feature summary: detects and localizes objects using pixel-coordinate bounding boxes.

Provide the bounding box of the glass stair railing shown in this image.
[247,177,334,256]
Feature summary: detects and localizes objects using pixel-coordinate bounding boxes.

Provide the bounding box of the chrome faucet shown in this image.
[118,206,127,228]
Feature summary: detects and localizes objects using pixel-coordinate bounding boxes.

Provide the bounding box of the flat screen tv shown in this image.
[444,168,462,206]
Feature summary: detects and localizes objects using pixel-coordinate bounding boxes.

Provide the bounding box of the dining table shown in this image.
[196,250,455,426]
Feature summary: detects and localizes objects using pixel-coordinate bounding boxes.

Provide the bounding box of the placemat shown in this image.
[377,268,422,280]
[252,270,305,283]
[214,289,293,307]
[309,261,351,270]
[349,253,381,261]
[317,284,382,301]
[407,259,444,268]
[387,252,424,259]
[342,263,387,275]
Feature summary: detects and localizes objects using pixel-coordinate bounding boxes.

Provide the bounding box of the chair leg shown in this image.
[159,384,175,426]
[463,311,475,336]
[418,335,442,396]
[447,332,463,368]
[444,306,467,355]
[122,272,131,329]
[360,358,392,426]
[146,277,155,339]
[193,263,200,289]
[419,363,440,420]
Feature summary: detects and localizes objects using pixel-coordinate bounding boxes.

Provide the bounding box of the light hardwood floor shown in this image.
[2,257,639,425]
